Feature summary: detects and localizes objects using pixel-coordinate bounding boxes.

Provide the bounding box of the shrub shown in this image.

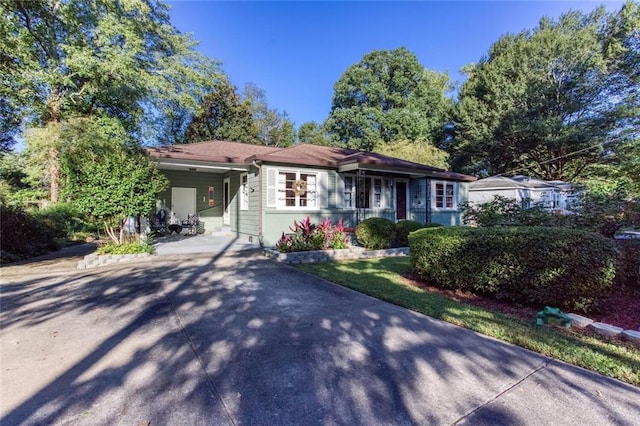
[614,239,640,288]
[394,221,443,247]
[276,217,349,253]
[570,179,640,237]
[97,239,154,255]
[355,217,396,250]
[409,226,618,312]
[461,196,567,227]
[0,205,60,262]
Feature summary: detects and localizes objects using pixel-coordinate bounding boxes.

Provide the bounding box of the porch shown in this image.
[152,228,258,256]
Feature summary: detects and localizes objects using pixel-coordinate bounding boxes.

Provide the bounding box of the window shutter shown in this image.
[336,174,344,208]
[318,172,329,208]
[266,168,277,207]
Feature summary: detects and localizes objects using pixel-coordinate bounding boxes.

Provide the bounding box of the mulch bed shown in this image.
[402,273,640,331]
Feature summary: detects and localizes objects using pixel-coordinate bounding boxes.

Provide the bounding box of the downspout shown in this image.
[252,160,263,246]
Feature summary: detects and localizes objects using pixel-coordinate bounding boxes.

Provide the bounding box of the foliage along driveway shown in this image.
[1,249,639,425]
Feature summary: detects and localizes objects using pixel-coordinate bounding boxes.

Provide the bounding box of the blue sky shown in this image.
[10,1,623,153]
[168,0,623,127]
[167,1,624,129]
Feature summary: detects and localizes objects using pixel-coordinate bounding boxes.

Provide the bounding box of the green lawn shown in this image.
[297,257,640,387]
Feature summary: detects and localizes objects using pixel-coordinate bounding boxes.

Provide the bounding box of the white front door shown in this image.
[171,187,196,224]
[223,177,230,226]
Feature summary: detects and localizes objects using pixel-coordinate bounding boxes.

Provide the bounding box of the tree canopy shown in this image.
[184,79,259,144]
[184,82,296,147]
[449,2,640,181]
[2,0,221,200]
[374,139,450,170]
[298,121,332,145]
[324,47,453,151]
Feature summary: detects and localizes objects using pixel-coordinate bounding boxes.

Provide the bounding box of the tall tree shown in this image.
[374,139,450,169]
[184,80,259,144]
[450,2,640,180]
[1,0,221,201]
[324,47,453,151]
[242,83,295,147]
[298,121,331,146]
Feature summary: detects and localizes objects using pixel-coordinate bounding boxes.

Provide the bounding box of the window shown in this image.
[342,174,387,209]
[240,173,249,210]
[433,182,456,209]
[277,171,317,208]
[344,176,354,208]
[373,178,382,208]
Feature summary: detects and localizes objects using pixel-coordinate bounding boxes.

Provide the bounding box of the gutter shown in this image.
[252,160,263,246]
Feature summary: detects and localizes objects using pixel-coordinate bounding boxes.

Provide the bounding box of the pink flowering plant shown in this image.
[276,217,350,253]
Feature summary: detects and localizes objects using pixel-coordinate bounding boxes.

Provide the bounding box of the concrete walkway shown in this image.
[152,230,259,256]
[1,250,639,425]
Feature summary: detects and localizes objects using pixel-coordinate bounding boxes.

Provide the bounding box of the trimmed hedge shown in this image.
[409,226,618,312]
[394,220,442,247]
[355,217,396,250]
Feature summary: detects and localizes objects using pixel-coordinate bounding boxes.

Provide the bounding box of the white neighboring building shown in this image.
[468,175,579,214]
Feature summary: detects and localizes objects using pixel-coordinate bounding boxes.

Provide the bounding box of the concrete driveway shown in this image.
[1,248,639,425]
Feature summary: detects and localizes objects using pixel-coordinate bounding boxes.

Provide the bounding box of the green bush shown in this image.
[97,238,154,255]
[461,196,568,227]
[409,226,618,312]
[355,217,396,250]
[394,221,442,247]
[614,239,640,287]
[0,205,60,262]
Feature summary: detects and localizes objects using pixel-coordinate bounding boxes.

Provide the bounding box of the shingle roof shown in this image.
[469,176,529,190]
[470,175,576,191]
[249,144,476,181]
[147,140,281,164]
[149,140,476,182]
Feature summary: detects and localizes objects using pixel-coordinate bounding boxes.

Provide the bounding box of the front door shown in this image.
[223,177,230,226]
[171,187,196,224]
[396,181,407,220]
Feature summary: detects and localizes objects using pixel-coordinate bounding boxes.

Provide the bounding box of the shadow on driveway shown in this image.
[1,241,639,425]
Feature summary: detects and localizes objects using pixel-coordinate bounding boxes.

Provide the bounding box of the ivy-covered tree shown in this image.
[2,0,221,201]
[450,2,640,180]
[324,47,453,151]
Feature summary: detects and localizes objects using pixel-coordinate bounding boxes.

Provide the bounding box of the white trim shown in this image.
[431,180,458,211]
[223,177,231,225]
[341,173,390,210]
[275,168,323,210]
[240,173,249,211]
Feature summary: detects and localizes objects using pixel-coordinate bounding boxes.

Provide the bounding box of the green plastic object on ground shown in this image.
[536,306,573,328]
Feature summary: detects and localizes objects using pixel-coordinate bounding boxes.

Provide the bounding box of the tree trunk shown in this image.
[49,147,59,203]
[104,222,119,244]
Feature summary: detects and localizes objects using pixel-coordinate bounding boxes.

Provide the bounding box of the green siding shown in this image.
[228,168,261,241]
[429,182,467,226]
[158,170,225,232]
